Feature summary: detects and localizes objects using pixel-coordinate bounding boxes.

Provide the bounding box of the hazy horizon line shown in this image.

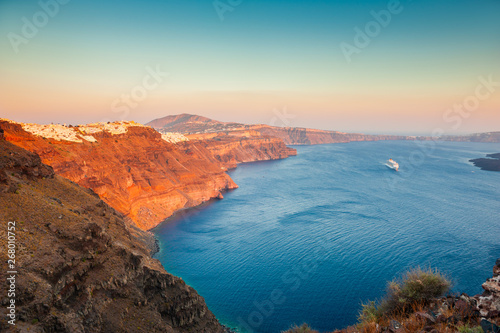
[2,113,498,138]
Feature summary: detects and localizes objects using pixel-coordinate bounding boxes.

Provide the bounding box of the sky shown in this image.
[0,0,499,135]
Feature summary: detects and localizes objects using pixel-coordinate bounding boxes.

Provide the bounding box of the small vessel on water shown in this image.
[385,158,399,171]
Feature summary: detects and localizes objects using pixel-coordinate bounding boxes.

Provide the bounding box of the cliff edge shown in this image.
[0,119,238,230]
[0,119,296,230]
[0,139,226,332]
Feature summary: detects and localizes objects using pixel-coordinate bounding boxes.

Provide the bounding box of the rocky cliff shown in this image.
[475,259,500,323]
[0,119,238,230]
[0,119,296,230]
[184,130,297,169]
[0,140,226,333]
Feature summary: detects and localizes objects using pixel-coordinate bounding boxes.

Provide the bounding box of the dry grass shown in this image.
[380,267,451,314]
[356,267,452,332]
[282,323,319,333]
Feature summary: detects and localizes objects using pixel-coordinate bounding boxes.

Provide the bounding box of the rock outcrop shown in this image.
[333,260,500,333]
[0,140,226,332]
[470,153,500,172]
[474,259,500,321]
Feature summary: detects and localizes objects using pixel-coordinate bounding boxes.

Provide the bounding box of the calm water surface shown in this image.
[154,141,500,333]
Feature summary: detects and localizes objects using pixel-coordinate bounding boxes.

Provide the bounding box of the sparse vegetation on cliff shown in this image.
[348,264,500,333]
[286,264,500,333]
[359,267,451,325]
[283,323,319,333]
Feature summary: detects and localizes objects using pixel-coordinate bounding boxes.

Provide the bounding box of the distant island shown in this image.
[470,153,500,171]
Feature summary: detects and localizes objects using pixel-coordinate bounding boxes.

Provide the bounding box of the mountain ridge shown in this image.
[147,114,500,145]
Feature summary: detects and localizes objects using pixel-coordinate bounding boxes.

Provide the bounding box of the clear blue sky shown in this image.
[1,0,499,134]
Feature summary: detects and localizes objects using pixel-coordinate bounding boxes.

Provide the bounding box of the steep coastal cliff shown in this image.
[184,130,297,169]
[0,119,295,230]
[0,140,226,332]
[0,119,238,230]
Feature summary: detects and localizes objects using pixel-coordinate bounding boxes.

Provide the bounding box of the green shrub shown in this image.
[282,323,319,333]
[457,324,483,333]
[380,267,451,314]
[358,267,451,326]
[358,301,382,324]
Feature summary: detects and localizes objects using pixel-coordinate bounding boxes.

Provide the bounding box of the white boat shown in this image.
[385,158,399,171]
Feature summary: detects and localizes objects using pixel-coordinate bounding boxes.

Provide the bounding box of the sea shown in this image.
[153,140,500,333]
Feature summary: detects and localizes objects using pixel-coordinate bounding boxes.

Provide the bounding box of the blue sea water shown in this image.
[153,141,500,333]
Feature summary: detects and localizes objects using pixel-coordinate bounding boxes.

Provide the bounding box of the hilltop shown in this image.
[147,114,244,134]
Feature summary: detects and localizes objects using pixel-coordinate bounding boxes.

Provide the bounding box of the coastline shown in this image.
[0,118,296,231]
[149,140,500,333]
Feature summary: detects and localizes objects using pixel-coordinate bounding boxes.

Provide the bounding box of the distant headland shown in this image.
[470,153,500,172]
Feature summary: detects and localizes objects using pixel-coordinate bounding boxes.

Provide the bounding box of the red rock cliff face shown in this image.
[0,140,226,332]
[1,120,296,230]
[0,120,238,230]
[184,131,297,169]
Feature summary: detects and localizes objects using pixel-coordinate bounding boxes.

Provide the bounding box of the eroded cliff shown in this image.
[0,119,296,230]
[184,130,297,169]
[0,120,238,230]
[0,140,226,333]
